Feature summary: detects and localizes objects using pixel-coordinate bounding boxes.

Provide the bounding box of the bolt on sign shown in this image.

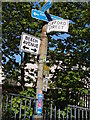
[47,19,69,33]
[20,32,41,55]
[42,78,48,92]
[43,63,49,77]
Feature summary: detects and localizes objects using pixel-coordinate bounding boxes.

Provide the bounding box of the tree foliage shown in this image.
[45,2,90,107]
[2,2,42,90]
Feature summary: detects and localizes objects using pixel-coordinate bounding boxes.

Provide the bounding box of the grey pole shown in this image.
[34,24,48,120]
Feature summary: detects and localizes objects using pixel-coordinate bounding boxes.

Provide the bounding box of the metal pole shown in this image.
[67,106,68,120]
[54,106,56,120]
[74,107,76,120]
[50,103,52,120]
[34,24,48,119]
[34,1,51,119]
[37,23,48,106]
[58,109,60,120]
[70,107,72,120]
[0,1,2,119]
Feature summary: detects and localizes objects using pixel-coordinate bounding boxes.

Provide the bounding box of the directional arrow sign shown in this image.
[23,46,29,49]
[40,0,52,12]
[31,9,63,22]
[31,48,37,52]
[20,32,41,55]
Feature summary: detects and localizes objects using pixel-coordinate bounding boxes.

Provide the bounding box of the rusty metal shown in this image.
[35,24,48,115]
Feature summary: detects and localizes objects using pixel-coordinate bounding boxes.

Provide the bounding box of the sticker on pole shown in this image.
[37,94,43,115]
[47,19,69,33]
[20,32,41,55]
[43,63,49,77]
[42,78,48,92]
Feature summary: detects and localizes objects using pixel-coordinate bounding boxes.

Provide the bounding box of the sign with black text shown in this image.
[20,32,41,55]
[47,19,69,33]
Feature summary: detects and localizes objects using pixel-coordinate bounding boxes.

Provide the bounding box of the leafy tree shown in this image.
[2,2,43,90]
[45,2,90,107]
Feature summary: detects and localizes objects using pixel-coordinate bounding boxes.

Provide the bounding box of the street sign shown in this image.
[20,32,41,55]
[42,78,48,92]
[37,94,43,115]
[47,19,69,33]
[40,0,52,12]
[31,9,63,22]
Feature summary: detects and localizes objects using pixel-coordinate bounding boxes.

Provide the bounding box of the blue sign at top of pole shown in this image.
[40,0,52,12]
[31,9,63,22]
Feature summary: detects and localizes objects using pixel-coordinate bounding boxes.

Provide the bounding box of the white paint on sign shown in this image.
[33,12,39,16]
[47,19,69,33]
[20,32,41,55]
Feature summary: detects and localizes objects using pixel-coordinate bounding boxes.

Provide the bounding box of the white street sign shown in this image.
[20,32,41,55]
[42,78,48,92]
[47,19,69,33]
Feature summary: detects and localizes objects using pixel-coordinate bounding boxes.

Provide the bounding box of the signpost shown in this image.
[34,24,48,119]
[47,19,69,33]
[31,1,69,119]
[40,0,52,12]
[31,9,63,22]
[20,32,41,55]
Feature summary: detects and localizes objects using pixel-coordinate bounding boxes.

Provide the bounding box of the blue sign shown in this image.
[40,0,52,12]
[33,2,41,9]
[31,9,63,22]
[37,94,43,115]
